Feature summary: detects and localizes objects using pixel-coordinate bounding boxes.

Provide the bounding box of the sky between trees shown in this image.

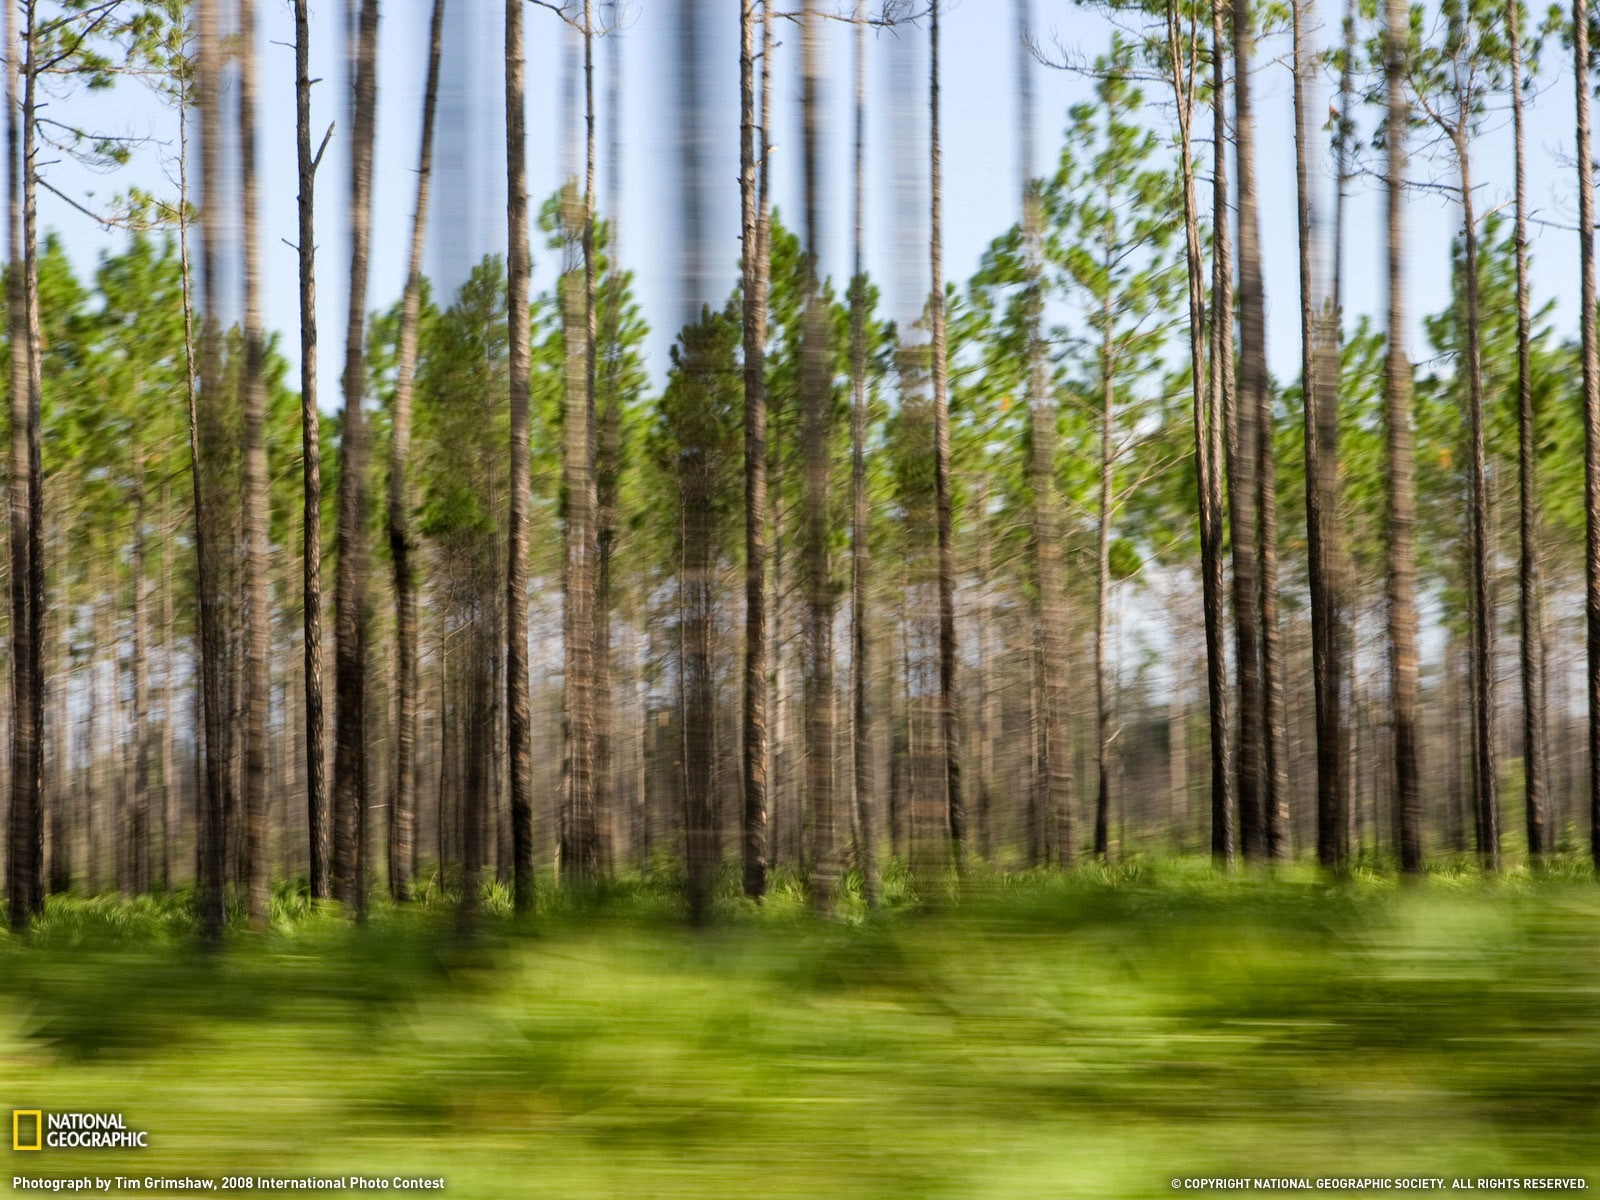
[37,0,1597,402]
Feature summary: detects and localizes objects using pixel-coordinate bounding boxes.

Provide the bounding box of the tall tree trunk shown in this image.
[5,0,40,932]
[1165,0,1233,868]
[435,636,450,882]
[1509,0,1547,859]
[22,1,41,916]
[594,0,624,877]
[460,621,493,923]
[1168,633,1189,847]
[974,480,997,862]
[579,2,598,883]
[1454,126,1498,870]
[1257,354,1287,859]
[770,475,787,871]
[1094,312,1114,859]
[2,8,15,898]
[45,567,66,895]
[225,538,244,893]
[239,0,272,926]
[160,476,176,891]
[1334,0,1355,318]
[1334,0,1359,868]
[192,651,204,887]
[505,0,535,911]
[226,568,244,891]
[680,425,717,922]
[895,590,914,862]
[1582,0,1600,872]
[763,2,789,874]
[1022,0,1074,866]
[849,0,878,907]
[294,0,330,902]
[91,580,110,893]
[1232,0,1276,860]
[1438,636,1460,850]
[929,0,963,866]
[558,0,600,888]
[1385,0,1423,874]
[595,366,619,878]
[194,0,229,940]
[740,0,770,900]
[1295,0,1346,870]
[801,0,837,909]
[131,448,152,895]
[1214,0,1251,868]
[334,0,380,913]
[388,0,446,903]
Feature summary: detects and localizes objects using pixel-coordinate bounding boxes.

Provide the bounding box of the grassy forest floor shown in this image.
[2,859,1599,1198]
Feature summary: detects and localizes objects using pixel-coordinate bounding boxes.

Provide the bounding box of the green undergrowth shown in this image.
[1,860,1597,1198]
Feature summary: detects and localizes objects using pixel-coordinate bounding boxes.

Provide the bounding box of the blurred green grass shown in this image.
[3,859,1598,1198]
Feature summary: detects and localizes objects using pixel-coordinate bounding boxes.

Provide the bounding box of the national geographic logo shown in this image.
[12,1112,149,1151]
[12,1112,40,1152]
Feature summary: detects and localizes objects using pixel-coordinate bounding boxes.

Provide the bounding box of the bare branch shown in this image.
[523,0,622,35]
[37,176,133,230]
[313,121,335,173]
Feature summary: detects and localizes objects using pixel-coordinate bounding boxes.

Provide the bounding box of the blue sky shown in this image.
[35,0,1595,406]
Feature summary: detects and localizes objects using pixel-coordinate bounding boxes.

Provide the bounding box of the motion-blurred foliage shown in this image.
[2,862,1598,1198]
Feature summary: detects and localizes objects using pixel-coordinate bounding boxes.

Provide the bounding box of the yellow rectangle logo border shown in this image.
[13,1109,42,1151]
